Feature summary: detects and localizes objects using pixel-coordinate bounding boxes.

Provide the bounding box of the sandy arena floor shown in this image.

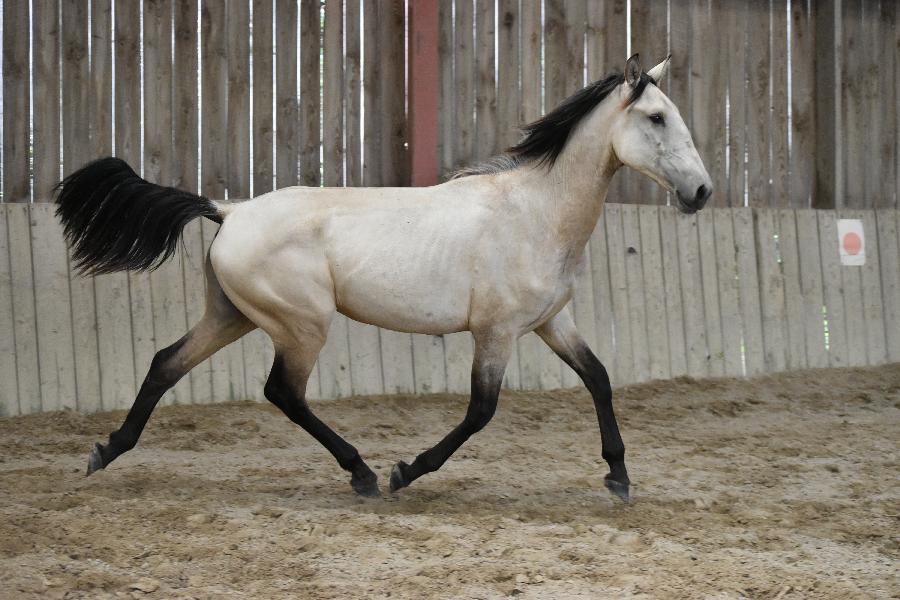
[0,365,897,599]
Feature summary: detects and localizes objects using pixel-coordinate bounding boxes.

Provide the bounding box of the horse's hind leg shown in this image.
[86,270,254,475]
[264,339,381,497]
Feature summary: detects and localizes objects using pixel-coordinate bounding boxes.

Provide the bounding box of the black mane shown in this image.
[453,69,655,178]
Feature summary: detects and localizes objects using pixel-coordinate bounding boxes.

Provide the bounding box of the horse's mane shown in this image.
[452,69,655,179]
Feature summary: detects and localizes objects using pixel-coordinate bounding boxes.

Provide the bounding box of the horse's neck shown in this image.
[516,120,619,255]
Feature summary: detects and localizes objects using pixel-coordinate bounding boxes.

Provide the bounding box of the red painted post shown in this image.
[408,0,441,186]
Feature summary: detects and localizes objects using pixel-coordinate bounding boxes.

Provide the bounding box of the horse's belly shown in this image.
[335,271,470,334]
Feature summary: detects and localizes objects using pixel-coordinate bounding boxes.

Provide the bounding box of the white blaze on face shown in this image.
[611,56,713,212]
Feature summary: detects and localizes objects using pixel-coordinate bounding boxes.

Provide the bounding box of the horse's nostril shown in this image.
[696,184,710,201]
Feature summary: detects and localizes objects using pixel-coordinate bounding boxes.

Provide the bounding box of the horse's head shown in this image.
[612,54,712,213]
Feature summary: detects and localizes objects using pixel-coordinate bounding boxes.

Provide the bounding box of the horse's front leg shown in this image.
[536,308,630,501]
[389,330,513,492]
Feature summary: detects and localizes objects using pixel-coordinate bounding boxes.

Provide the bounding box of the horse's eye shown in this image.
[649,113,665,126]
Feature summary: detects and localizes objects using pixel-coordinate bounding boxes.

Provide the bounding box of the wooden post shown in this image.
[409,0,440,186]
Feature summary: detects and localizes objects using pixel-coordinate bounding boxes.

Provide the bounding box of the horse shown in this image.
[55,54,711,502]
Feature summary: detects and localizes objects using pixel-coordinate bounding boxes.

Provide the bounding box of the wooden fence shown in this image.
[2,1,898,210]
[2,202,899,416]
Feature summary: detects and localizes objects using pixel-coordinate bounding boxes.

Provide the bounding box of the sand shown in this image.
[0,364,897,599]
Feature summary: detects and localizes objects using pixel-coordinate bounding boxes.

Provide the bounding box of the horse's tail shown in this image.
[55,157,224,275]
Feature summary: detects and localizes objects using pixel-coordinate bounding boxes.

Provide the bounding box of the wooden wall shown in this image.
[3,202,899,416]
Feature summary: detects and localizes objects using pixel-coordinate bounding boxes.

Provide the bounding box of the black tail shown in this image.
[55,157,222,275]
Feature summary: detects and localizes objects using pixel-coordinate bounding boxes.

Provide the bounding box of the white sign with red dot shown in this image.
[837,219,865,266]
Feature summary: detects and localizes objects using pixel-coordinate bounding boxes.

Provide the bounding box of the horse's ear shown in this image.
[647,54,671,84]
[625,54,642,88]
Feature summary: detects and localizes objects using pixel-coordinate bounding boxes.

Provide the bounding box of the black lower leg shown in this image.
[571,345,629,500]
[390,363,503,492]
[265,355,379,497]
[87,336,188,475]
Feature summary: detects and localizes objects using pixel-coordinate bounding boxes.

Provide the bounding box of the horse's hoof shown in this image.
[86,443,106,477]
[351,471,382,498]
[604,474,630,502]
[389,461,410,493]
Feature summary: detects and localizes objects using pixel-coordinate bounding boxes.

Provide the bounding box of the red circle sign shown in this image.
[843,232,862,256]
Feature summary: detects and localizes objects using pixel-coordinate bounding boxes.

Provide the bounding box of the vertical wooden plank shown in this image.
[380,330,415,395]
[299,0,321,186]
[714,209,743,375]
[348,321,384,396]
[836,210,867,366]
[814,0,839,209]
[543,0,565,109]
[174,0,199,192]
[818,210,849,366]
[91,0,136,409]
[790,0,815,208]
[755,209,788,373]
[115,0,141,166]
[697,209,724,376]
[345,0,363,186]
[29,204,77,412]
[3,0,30,202]
[323,0,344,185]
[412,334,447,394]
[725,1,747,207]
[621,205,649,382]
[778,209,807,370]
[638,205,669,380]
[7,205,41,413]
[604,204,634,385]
[667,0,691,116]
[585,0,607,82]
[378,0,407,185]
[146,0,191,407]
[770,0,789,207]
[519,0,541,124]
[745,0,771,208]
[444,332,473,394]
[873,2,896,209]
[856,210,886,364]
[841,0,864,208]
[275,0,299,188]
[690,0,727,206]
[796,210,827,367]
[253,0,274,196]
[363,0,381,185]
[588,213,615,374]
[733,208,764,375]
[659,207,687,377]
[675,211,708,378]
[62,0,90,175]
[438,0,455,178]
[876,211,900,361]
[496,0,520,149]
[452,0,475,170]
[33,0,61,201]
[0,208,19,415]
[474,0,497,160]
